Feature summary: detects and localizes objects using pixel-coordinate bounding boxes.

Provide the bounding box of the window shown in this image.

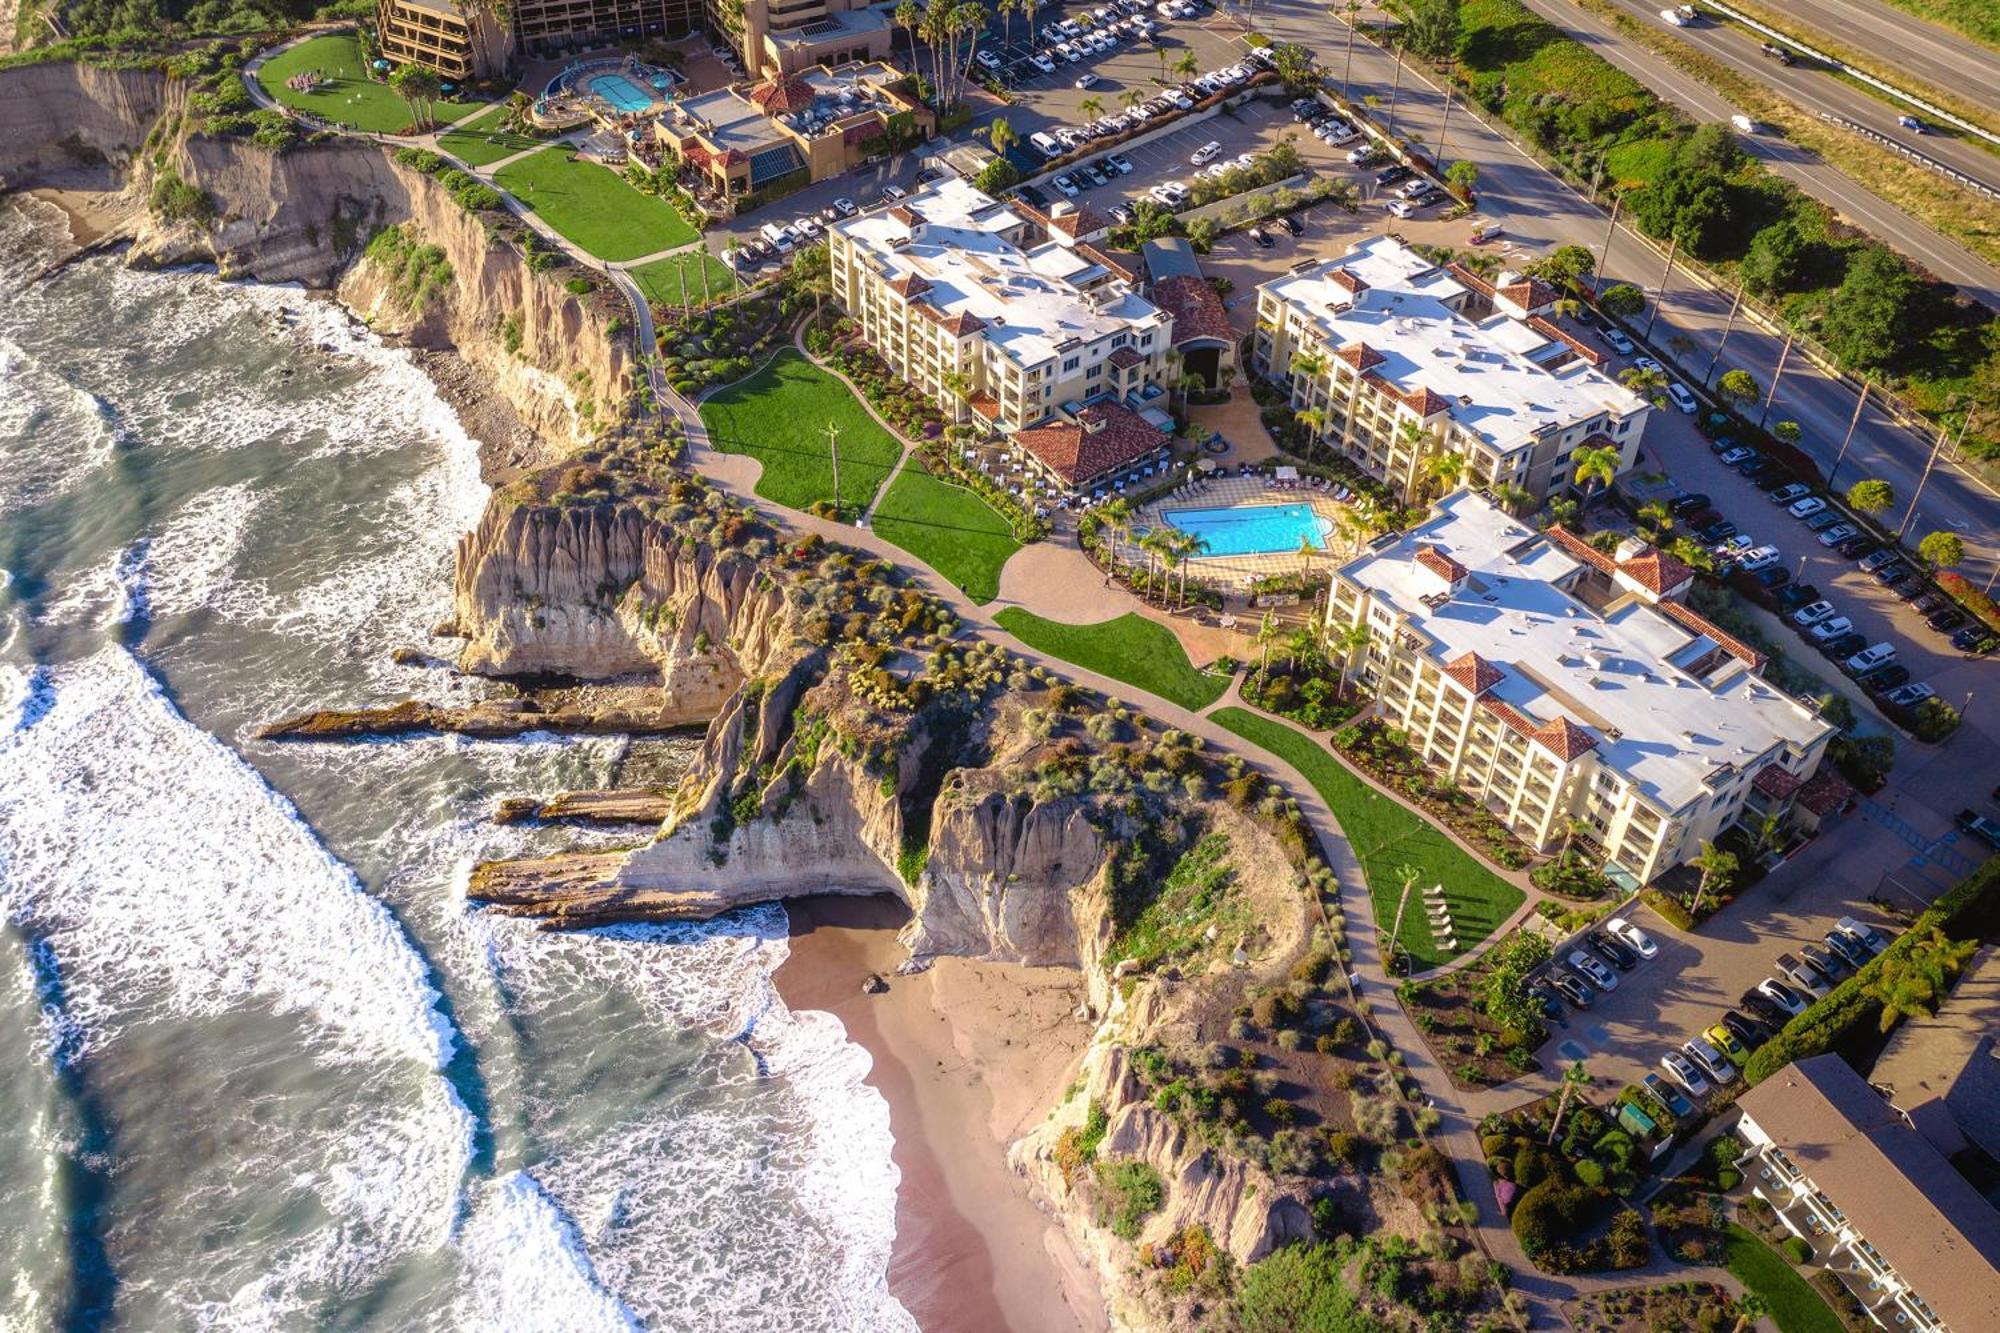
[1086,364,1102,380]
[1062,355,1080,372]
[1112,332,1129,348]
[1140,332,1153,348]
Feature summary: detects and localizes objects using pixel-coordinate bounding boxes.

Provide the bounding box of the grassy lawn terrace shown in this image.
[993,609,1229,712]
[629,250,741,309]
[1210,707,1526,969]
[1723,1225,1846,1333]
[697,349,902,516]
[872,461,1019,604]
[436,105,548,167]
[258,33,488,134]
[494,148,698,263]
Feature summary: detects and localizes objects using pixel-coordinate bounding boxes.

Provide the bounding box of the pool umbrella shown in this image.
[373,59,391,71]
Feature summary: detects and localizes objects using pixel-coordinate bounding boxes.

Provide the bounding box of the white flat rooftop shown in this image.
[1341,492,1831,811]
[833,178,1165,368]
[1265,235,1644,456]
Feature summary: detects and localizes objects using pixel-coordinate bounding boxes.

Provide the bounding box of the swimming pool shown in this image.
[588,73,654,113]
[1163,503,1333,556]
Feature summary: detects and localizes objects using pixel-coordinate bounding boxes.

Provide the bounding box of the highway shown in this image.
[1509,0,2000,306]
[1242,0,1997,586]
[1744,0,2000,119]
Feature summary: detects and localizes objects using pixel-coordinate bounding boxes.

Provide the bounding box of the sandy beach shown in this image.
[25,183,133,248]
[775,896,1106,1333]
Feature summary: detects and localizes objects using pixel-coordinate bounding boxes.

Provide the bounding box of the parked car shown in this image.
[1602,328,1636,355]
[1190,139,1222,165]
[1704,1024,1752,1068]
[1834,536,1876,559]
[1741,988,1791,1027]
[1757,977,1810,1015]
[1818,632,1865,660]
[1375,164,1413,186]
[1106,152,1134,174]
[1860,662,1910,693]
[1051,174,1079,198]
[1843,642,1895,676]
[1661,1051,1711,1097]
[1807,616,1855,644]
[1248,225,1275,246]
[1775,951,1832,997]
[1885,682,1935,708]
[1800,943,1849,983]
[1683,1036,1737,1084]
[1836,916,1889,956]
[1790,600,1836,628]
[1700,520,1740,544]
[1873,560,1912,585]
[1568,950,1618,991]
[1718,446,1756,466]
[1821,930,1870,970]
[1775,583,1819,611]
[1280,212,1304,236]
[1588,930,1638,971]
[1645,1072,1697,1119]
[1605,917,1658,959]
[1787,496,1827,519]
[1526,980,1564,1020]
[1858,548,1900,572]
[1804,510,1844,533]
[1769,482,1812,506]
[1817,523,1858,547]
[1752,565,1791,590]
[1030,51,1057,72]
[1666,382,1698,413]
[1633,355,1665,375]
[1952,626,1995,654]
[1552,971,1595,1008]
[1929,609,1967,633]
[1720,1010,1768,1049]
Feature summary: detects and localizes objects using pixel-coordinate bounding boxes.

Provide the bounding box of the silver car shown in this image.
[1568,949,1618,992]
[1661,1050,1711,1097]
[1683,1036,1736,1084]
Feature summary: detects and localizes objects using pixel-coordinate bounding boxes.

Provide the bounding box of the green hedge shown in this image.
[1743,857,2000,1084]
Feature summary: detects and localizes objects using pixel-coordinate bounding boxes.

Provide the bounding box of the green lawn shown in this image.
[258,34,488,134]
[436,104,549,168]
[994,609,1229,711]
[698,350,903,515]
[1724,1226,1845,1333]
[872,461,1020,603]
[629,250,741,308]
[1210,707,1525,968]
[494,149,698,263]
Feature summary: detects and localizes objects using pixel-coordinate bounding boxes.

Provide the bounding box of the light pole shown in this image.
[1758,332,1793,429]
[1595,192,1621,293]
[1643,235,1677,343]
[1704,284,1742,387]
[825,420,843,519]
[1826,380,1870,491]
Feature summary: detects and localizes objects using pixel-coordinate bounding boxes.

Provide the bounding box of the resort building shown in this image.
[1736,1054,2000,1333]
[827,178,1179,488]
[1327,491,1834,887]
[706,0,894,77]
[1143,237,1239,393]
[1254,236,1649,503]
[1867,946,2000,1162]
[376,0,514,81]
[656,61,925,200]
[378,0,700,78]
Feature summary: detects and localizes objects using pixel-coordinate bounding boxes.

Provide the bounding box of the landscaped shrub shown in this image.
[1781,1235,1812,1265]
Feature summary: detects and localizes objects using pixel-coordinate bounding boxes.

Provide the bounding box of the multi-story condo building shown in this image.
[827,179,1178,488]
[656,62,925,199]
[1737,1054,2000,1333]
[706,0,894,77]
[1254,235,1649,503]
[380,0,703,79]
[1328,491,1834,886]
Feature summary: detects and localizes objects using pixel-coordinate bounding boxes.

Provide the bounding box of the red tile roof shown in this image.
[1660,601,1766,668]
[1015,401,1170,487]
[913,303,985,336]
[1797,768,1854,817]
[1328,266,1370,296]
[1533,716,1597,762]
[1444,651,1505,696]
[1415,544,1468,584]
[1048,205,1112,238]
[1077,242,1136,283]
[1107,345,1146,369]
[967,391,1001,421]
[1546,524,1617,575]
[887,273,931,298]
[1498,276,1560,312]
[1618,548,1695,596]
[1405,386,1454,418]
[1753,764,1805,800]
[1335,341,1385,371]
[750,72,816,113]
[1150,274,1231,347]
[1528,314,1606,367]
[1480,697,1540,738]
[1445,262,1495,298]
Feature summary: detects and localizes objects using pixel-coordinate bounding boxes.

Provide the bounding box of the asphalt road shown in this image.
[1745,0,2000,119]
[1231,0,1998,588]
[1511,0,2000,305]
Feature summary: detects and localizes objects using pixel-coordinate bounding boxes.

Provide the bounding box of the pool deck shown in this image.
[1143,475,1360,588]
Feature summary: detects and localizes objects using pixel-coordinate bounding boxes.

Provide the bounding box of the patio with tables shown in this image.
[952,437,1183,519]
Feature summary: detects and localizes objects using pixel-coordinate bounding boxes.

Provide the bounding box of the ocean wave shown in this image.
[136,482,263,622]
[452,1171,641,1333]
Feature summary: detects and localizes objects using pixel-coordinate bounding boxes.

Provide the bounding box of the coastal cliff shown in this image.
[0,57,631,451]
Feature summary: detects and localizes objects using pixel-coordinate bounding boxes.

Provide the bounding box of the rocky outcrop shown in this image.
[494,789,674,825]
[0,60,171,186]
[258,695,708,741]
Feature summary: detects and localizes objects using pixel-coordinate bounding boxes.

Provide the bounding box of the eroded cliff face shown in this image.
[0,59,630,450]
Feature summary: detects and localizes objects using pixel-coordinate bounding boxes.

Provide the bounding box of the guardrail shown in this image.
[1814,112,2000,202]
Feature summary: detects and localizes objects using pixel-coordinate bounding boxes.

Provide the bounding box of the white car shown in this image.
[1388,198,1418,219]
[1168,90,1194,109]
[1809,616,1854,643]
[1660,6,1689,24]
[1736,546,1781,572]
[1633,355,1665,375]
[976,49,1002,70]
[1788,496,1827,519]
[1075,71,1099,89]
[1757,977,1810,1015]
[1106,152,1134,174]
[1051,174,1079,197]
[881,182,908,202]
[1790,600,1836,627]
[1030,52,1056,73]
[1605,917,1658,959]
[1683,1036,1736,1084]
[1661,1051,1711,1097]
[1666,382,1698,414]
[1886,682,1935,707]
[1190,140,1223,165]
[1568,949,1618,991]
[831,197,858,217]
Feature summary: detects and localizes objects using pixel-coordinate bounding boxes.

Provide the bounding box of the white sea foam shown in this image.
[0,648,457,1068]
[452,1172,641,1333]
[138,482,263,621]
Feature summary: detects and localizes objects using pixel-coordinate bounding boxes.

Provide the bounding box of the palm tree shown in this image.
[1637,500,1673,536]
[895,0,922,74]
[1174,50,1200,83]
[1397,420,1445,507]
[1342,0,1363,97]
[1288,349,1328,386]
[1174,369,1206,413]
[1729,1296,1768,1333]
[1138,528,1173,601]
[1294,406,1329,454]
[1560,817,1592,860]
[1099,496,1133,583]
[1689,841,1737,920]
[939,368,971,422]
[1256,610,1281,673]
[1491,482,1534,517]
[1421,449,1465,501]
[1619,365,1669,408]
[1174,529,1207,607]
[1079,93,1104,122]
[1547,1060,1590,1145]
[988,115,1017,157]
[998,0,1026,58]
[1156,41,1172,83]
[1330,621,1370,699]
[1571,443,1620,507]
[1120,87,1145,115]
[1865,927,1977,1032]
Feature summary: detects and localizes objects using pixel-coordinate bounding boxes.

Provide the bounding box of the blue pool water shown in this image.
[1164,503,1333,556]
[588,73,654,113]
